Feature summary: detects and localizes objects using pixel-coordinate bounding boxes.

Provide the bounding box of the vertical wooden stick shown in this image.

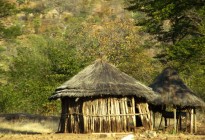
[102,99,105,132]
[153,112,155,129]
[125,98,129,131]
[158,114,163,130]
[92,101,95,132]
[122,98,126,131]
[116,98,121,132]
[108,98,111,132]
[150,111,153,130]
[99,99,101,132]
[164,117,167,129]
[194,109,197,133]
[185,110,188,132]
[145,103,152,130]
[174,108,177,133]
[110,98,113,132]
[179,109,182,131]
[190,108,194,134]
[132,97,136,128]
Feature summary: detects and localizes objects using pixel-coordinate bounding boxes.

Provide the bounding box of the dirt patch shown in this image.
[0,133,205,140]
[0,113,204,140]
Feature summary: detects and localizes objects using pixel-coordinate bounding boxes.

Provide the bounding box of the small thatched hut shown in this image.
[49,59,158,133]
[150,67,205,133]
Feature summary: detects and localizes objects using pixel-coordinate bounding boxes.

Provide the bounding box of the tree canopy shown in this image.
[0,0,204,115]
[0,0,161,114]
[126,0,205,43]
[0,0,16,18]
[0,0,22,39]
[126,0,205,100]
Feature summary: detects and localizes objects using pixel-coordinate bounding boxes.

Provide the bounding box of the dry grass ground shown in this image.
[0,132,205,140]
[0,113,59,134]
[0,113,204,140]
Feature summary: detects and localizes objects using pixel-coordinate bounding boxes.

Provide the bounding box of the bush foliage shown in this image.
[0,0,204,115]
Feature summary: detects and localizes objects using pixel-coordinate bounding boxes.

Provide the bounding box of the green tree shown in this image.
[0,0,17,39]
[0,34,89,114]
[0,0,164,114]
[126,0,205,43]
[4,35,52,113]
[82,17,161,83]
[2,24,22,39]
[0,0,16,18]
[126,0,205,100]
[16,0,25,6]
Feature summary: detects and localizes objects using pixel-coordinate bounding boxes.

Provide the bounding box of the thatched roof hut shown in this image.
[150,67,205,133]
[49,59,158,133]
[150,67,205,108]
[50,59,157,101]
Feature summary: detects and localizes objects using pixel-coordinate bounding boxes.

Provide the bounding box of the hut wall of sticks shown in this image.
[58,96,152,133]
[49,59,158,133]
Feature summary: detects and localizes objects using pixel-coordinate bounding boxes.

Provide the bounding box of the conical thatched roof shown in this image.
[49,59,158,102]
[150,67,205,107]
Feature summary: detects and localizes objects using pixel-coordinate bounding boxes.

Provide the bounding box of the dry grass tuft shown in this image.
[0,114,59,134]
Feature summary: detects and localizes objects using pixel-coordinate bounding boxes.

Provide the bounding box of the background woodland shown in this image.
[0,0,204,115]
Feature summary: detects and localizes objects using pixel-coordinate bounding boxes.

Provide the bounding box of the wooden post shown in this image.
[137,104,143,127]
[102,99,105,132]
[61,98,69,133]
[132,97,136,128]
[153,112,155,129]
[99,99,101,132]
[179,108,182,131]
[164,117,167,129]
[57,119,61,132]
[82,102,86,133]
[123,98,127,131]
[150,111,153,130]
[190,108,194,134]
[146,104,152,130]
[174,108,177,133]
[108,98,111,132]
[185,110,188,132]
[158,115,163,130]
[125,98,129,131]
[194,108,197,133]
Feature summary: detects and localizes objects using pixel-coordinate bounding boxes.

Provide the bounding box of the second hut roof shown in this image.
[150,67,205,107]
[49,59,158,102]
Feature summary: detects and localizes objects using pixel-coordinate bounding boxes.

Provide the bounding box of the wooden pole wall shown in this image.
[60,97,152,133]
[82,97,139,132]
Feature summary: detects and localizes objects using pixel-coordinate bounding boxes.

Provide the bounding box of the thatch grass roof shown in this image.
[49,59,158,102]
[150,67,205,107]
